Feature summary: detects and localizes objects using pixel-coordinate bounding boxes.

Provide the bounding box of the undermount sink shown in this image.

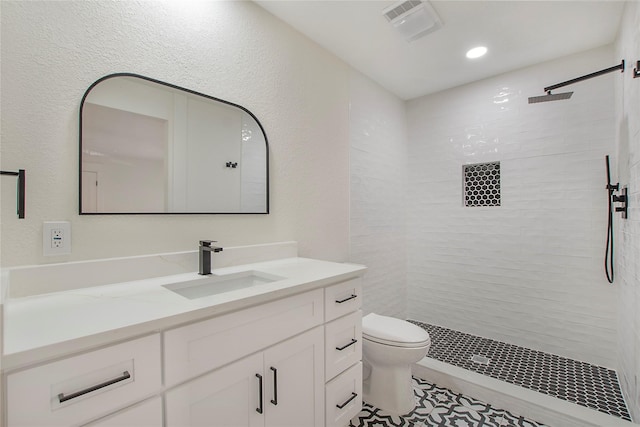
[163,270,286,300]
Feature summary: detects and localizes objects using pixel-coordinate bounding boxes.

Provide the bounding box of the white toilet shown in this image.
[362,313,431,415]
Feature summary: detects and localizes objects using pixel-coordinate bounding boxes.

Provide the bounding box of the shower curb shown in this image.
[413,357,639,427]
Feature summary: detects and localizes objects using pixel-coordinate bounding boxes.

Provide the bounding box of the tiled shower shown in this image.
[350,1,639,420]
[406,45,617,368]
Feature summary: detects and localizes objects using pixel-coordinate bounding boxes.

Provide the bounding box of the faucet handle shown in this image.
[200,240,217,247]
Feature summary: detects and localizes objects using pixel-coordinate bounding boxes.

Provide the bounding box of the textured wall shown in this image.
[406,46,619,368]
[0,1,351,266]
[349,70,408,318]
[615,0,640,420]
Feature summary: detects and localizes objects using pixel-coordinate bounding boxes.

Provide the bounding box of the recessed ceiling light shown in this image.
[466,46,488,59]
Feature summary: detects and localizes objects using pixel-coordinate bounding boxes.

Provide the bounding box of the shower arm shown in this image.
[543,60,625,94]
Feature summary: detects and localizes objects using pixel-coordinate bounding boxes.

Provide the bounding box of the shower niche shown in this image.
[463,161,501,207]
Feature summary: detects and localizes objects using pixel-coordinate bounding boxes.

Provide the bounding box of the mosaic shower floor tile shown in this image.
[350,376,548,427]
[408,321,631,421]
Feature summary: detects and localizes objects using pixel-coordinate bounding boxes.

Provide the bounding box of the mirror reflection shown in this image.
[80,74,269,214]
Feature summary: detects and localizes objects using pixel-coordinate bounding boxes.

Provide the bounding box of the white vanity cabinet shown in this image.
[165,326,325,427]
[2,253,367,427]
[323,278,364,427]
[164,289,326,427]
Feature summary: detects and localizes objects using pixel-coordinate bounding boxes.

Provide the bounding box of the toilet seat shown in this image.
[362,313,431,348]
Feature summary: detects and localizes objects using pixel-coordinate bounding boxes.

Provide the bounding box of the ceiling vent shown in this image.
[382,0,443,42]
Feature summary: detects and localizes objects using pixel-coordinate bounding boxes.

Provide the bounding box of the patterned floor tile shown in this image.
[350,377,548,427]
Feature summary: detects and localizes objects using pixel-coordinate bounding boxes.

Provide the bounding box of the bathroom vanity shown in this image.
[0,242,365,427]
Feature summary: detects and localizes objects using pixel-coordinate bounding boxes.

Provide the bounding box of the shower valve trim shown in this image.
[612,188,628,219]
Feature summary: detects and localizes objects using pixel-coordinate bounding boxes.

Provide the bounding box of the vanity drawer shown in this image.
[83,397,163,427]
[164,288,324,386]
[325,310,362,381]
[7,334,161,427]
[325,362,363,427]
[325,278,362,322]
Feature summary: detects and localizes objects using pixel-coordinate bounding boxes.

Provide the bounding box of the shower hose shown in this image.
[605,188,614,283]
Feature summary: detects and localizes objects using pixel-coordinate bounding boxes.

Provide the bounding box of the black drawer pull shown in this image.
[336,339,358,351]
[270,367,278,405]
[336,392,358,409]
[335,294,357,304]
[256,373,264,414]
[58,371,130,403]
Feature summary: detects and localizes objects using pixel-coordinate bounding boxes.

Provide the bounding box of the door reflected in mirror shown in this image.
[80,74,269,214]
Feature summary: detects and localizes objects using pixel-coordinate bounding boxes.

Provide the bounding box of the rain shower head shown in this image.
[528,91,573,104]
[529,60,624,106]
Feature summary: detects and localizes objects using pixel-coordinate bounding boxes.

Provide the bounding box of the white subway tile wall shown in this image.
[615,0,640,420]
[406,46,619,369]
[349,71,408,319]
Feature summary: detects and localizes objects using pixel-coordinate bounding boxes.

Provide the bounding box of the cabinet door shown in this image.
[263,326,324,427]
[165,353,264,427]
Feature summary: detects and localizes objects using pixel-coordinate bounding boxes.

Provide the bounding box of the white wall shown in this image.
[349,71,408,318]
[406,46,619,368]
[0,1,351,266]
[615,0,640,419]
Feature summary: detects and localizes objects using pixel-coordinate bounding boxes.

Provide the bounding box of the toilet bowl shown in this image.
[362,313,431,415]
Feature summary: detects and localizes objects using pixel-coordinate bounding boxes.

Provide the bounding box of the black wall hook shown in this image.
[633,60,640,78]
[1,169,25,218]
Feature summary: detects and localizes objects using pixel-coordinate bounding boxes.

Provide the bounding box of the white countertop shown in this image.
[2,257,365,371]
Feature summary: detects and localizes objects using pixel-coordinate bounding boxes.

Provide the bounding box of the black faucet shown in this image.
[199,240,223,275]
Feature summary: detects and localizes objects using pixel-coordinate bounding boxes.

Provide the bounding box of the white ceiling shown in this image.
[255,1,626,100]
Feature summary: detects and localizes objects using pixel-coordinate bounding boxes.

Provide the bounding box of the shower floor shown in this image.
[408,320,632,421]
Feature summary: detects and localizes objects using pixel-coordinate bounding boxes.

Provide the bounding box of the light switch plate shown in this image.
[43,221,71,256]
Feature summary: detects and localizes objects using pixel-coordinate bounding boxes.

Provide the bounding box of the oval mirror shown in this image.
[79,73,269,214]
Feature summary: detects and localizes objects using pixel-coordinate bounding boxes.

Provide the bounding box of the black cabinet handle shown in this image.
[270,367,278,405]
[58,371,130,403]
[335,294,357,304]
[256,373,263,414]
[336,392,358,409]
[336,339,358,351]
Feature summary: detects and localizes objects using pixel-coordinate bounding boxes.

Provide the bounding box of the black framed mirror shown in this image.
[79,73,269,214]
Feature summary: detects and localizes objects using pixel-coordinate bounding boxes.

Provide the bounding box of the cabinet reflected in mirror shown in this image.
[80,74,269,214]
